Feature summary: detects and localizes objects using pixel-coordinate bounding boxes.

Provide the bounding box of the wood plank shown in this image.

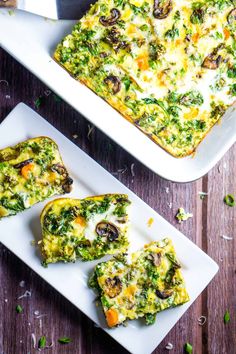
[0,47,236,354]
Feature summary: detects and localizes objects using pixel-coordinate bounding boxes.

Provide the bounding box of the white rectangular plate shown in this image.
[0,9,235,182]
[0,103,218,354]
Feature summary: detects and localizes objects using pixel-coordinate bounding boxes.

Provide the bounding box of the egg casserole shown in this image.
[40,194,131,264]
[89,238,189,327]
[0,137,73,218]
[54,0,236,157]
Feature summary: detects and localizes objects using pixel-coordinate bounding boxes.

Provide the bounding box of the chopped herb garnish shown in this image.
[224,310,230,323]
[16,304,23,313]
[38,336,46,349]
[176,208,193,223]
[53,94,62,102]
[224,194,235,207]
[184,342,193,353]
[34,97,43,109]
[58,337,71,344]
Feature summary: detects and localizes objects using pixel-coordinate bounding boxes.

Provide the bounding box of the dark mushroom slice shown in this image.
[227,8,236,26]
[202,54,222,69]
[13,158,34,169]
[166,253,181,269]
[62,177,73,193]
[104,276,122,298]
[104,75,121,94]
[96,221,119,241]
[202,45,224,70]
[51,163,68,178]
[153,0,172,19]
[147,252,162,266]
[156,289,173,299]
[99,8,121,27]
[0,148,20,162]
[150,252,162,267]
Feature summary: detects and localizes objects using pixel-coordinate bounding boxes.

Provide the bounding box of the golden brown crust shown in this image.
[0,0,16,7]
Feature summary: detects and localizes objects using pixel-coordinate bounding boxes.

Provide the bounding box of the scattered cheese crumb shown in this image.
[147,217,154,227]
[19,280,25,288]
[198,191,208,200]
[18,290,31,299]
[130,163,135,177]
[165,187,169,194]
[176,208,193,223]
[221,235,233,241]
[198,315,207,326]
[87,124,94,139]
[165,342,174,350]
[72,134,78,139]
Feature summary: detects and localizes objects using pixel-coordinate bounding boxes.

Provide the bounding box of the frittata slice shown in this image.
[0,137,73,218]
[90,238,189,327]
[54,0,236,157]
[40,194,131,263]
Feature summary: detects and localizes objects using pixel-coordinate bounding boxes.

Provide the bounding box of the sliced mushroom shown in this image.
[166,253,181,269]
[0,148,20,162]
[99,8,121,27]
[153,0,172,19]
[51,163,68,178]
[105,276,122,298]
[156,289,173,299]
[96,221,119,241]
[151,252,162,266]
[13,158,34,169]
[202,54,222,69]
[227,8,236,25]
[104,75,121,94]
[202,45,224,70]
[62,177,73,193]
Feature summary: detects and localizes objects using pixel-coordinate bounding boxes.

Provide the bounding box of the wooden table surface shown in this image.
[0,48,235,354]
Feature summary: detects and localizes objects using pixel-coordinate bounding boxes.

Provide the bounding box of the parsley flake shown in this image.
[38,336,46,349]
[58,337,71,344]
[16,304,23,313]
[224,310,230,323]
[184,342,193,353]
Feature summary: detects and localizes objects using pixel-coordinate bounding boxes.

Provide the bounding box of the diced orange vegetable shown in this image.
[21,163,34,179]
[192,33,199,43]
[136,55,149,71]
[175,39,181,46]
[223,28,230,40]
[105,308,119,327]
[74,215,86,227]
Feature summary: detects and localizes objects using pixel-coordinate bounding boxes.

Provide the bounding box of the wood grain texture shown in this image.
[0,48,235,354]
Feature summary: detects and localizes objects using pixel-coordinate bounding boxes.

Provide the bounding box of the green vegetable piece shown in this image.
[145,313,156,325]
[176,208,193,223]
[16,305,23,313]
[165,25,179,40]
[224,310,230,323]
[34,97,43,109]
[38,336,46,349]
[58,337,71,344]
[224,194,235,207]
[184,342,193,353]
[227,65,236,79]
[230,83,236,96]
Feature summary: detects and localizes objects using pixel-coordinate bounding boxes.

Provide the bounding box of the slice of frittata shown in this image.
[90,238,189,327]
[40,194,131,263]
[0,137,73,218]
[54,0,236,157]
